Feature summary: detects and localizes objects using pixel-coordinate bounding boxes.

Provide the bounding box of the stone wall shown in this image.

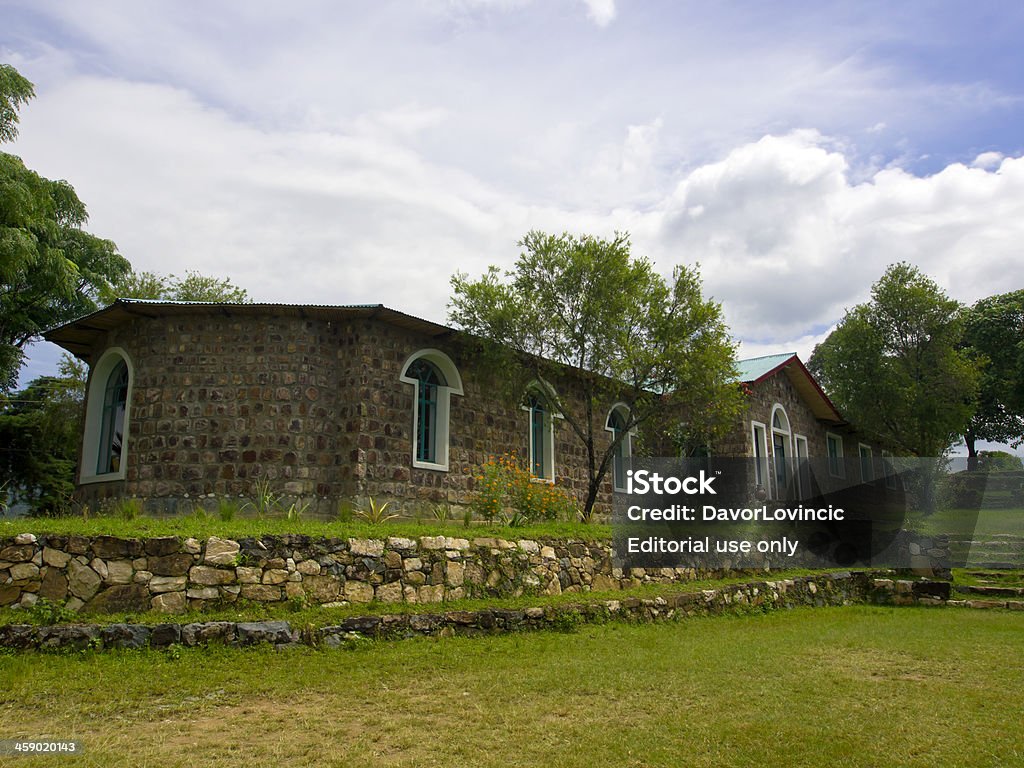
[717,368,837,459]
[76,311,620,516]
[0,532,952,616]
[0,572,973,653]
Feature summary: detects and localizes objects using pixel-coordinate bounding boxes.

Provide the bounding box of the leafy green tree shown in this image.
[1,64,130,390]
[962,289,1024,465]
[977,450,1023,472]
[0,356,85,515]
[97,269,251,304]
[0,64,34,143]
[449,230,741,519]
[809,262,981,457]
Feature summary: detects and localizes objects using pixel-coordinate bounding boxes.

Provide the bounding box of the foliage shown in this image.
[450,230,741,518]
[284,499,309,522]
[809,262,980,457]
[24,597,76,625]
[977,450,1024,472]
[1,65,130,390]
[97,269,251,304]
[110,497,142,521]
[243,477,281,518]
[0,65,34,143]
[0,357,84,515]
[355,497,399,525]
[470,453,579,524]
[961,289,1024,461]
[216,498,239,522]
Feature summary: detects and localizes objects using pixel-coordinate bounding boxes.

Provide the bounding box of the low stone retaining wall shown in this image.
[0,532,957,616]
[0,572,971,652]
[1,532,710,615]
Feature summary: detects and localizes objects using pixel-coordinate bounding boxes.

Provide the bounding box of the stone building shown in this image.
[45,300,635,515]
[45,301,883,515]
[716,352,888,501]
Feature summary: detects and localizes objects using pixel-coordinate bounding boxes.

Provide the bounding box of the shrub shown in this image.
[469,453,579,524]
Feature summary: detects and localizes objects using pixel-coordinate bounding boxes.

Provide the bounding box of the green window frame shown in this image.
[408,359,446,464]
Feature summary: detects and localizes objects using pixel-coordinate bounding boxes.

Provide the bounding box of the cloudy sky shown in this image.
[4,2,1023,392]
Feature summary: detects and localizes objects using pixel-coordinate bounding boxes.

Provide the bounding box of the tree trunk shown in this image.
[965,431,978,472]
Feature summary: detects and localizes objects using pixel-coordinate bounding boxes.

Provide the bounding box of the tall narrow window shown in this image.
[751,422,769,489]
[523,383,559,481]
[794,434,810,499]
[826,433,845,478]
[605,406,633,492]
[98,361,129,474]
[770,406,791,498]
[400,349,463,471]
[81,348,133,483]
[859,444,874,482]
[529,394,549,479]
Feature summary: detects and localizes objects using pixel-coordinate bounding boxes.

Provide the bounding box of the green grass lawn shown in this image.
[2,606,1022,767]
[0,513,611,542]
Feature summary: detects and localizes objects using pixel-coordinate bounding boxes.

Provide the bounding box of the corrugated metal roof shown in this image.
[43,299,457,363]
[734,353,797,383]
[735,352,845,425]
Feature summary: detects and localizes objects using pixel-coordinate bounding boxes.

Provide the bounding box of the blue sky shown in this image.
[3,1,1024,450]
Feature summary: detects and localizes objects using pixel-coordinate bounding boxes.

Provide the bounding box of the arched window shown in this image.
[98,361,129,474]
[770,404,791,498]
[605,405,633,492]
[400,349,463,471]
[81,348,133,483]
[522,382,560,481]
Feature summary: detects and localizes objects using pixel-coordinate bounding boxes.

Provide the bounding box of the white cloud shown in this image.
[7,1,1024,408]
[651,131,1024,346]
[972,151,1003,169]
[581,0,616,27]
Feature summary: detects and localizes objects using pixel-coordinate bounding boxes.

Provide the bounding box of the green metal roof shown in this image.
[734,353,797,383]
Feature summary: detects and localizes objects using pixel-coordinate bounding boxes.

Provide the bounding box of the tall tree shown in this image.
[0,64,34,143]
[0,64,130,390]
[961,289,1024,465]
[449,230,741,519]
[0,356,85,515]
[809,262,981,457]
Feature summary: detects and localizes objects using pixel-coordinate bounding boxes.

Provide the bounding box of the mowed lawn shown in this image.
[2,606,1022,768]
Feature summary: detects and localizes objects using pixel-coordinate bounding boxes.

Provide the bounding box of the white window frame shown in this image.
[399,349,463,471]
[769,404,792,498]
[522,381,562,482]
[794,434,809,499]
[881,449,898,490]
[604,403,636,492]
[751,420,769,492]
[80,347,134,484]
[858,443,874,483]
[826,432,845,479]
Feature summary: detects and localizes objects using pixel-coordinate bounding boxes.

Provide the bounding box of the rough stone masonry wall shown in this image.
[717,370,833,459]
[0,573,971,653]
[0,532,952,616]
[78,313,620,516]
[79,314,349,512]
[341,319,616,512]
